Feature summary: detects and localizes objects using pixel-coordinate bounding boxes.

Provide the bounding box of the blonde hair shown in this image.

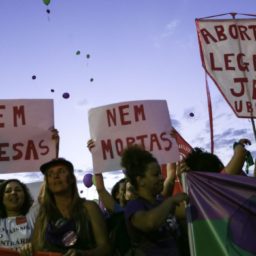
[32,170,87,251]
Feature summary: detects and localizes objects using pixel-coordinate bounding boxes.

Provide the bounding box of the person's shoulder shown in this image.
[83,199,100,211]
[221,168,246,176]
[0,216,16,226]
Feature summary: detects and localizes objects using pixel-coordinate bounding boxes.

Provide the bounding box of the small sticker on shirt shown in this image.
[16,216,27,225]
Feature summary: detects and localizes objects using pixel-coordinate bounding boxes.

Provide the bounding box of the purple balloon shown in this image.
[83,173,93,188]
[62,92,70,99]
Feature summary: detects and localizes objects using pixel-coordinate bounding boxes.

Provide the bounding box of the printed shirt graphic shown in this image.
[0,201,39,250]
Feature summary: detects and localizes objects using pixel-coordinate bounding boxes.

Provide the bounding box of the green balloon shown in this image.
[43,0,51,6]
[92,175,96,186]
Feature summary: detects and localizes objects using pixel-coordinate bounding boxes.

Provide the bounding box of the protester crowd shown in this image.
[0,128,254,256]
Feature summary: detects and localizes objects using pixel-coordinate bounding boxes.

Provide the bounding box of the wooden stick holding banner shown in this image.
[181,173,196,256]
[0,248,62,256]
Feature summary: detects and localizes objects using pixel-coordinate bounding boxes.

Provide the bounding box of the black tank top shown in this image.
[44,207,96,253]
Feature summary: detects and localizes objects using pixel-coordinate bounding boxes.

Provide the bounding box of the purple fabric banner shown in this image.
[186,172,256,256]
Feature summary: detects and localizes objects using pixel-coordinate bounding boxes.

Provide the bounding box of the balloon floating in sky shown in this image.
[32,75,36,80]
[76,50,81,55]
[90,78,94,82]
[43,0,51,6]
[46,9,51,14]
[189,112,194,117]
[86,54,90,59]
[50,89,54,93]
[83,173,93,188]
[62,92,70,99]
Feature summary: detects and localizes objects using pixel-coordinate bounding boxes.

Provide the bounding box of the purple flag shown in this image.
[186,172,256,256]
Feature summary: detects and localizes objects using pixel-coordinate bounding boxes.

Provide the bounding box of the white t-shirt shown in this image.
[0,201,39,251]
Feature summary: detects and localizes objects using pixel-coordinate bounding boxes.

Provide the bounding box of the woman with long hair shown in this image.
[0,179,38,255]
[32,158,111,256]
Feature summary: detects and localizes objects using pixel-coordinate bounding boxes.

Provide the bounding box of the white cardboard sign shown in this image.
[196,18,256,118]
[88,100,179,173]
[0,99,56,173]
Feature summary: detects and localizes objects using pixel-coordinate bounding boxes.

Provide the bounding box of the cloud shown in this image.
[153,19,180,47]
[0,171,43,183]
[232,129,249,137]
[190,135,206,147]
[162,20,180,38]
[205,127,252,151]
[77,99,88,107]
[171,118,181,129]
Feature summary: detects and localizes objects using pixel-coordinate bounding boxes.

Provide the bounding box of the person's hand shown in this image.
[18,243,32,256]
[171,192,189,206]
[87,139,95,152]
[176,160,190,177]
[51,128,59,142]
[238,138,251,147]
[50,127,60,157]
[169,128,178,141]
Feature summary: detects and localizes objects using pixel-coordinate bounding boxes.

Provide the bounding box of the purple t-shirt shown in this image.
[125,197,180,256]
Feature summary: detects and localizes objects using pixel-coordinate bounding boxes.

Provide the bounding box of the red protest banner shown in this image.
[35,252,62,256]
[0,247,19,256]
[161,128,192,195]
[0,248,62,256]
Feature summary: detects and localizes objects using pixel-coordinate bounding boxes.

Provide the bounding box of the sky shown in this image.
[0,0,256,199]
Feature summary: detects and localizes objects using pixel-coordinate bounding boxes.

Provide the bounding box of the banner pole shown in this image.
[205,72,214,154]
[250,117,256,142]
[181,173,196,256]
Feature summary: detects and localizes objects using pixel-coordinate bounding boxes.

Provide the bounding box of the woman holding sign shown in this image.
[122,144,189,256]
[0,128,60,256]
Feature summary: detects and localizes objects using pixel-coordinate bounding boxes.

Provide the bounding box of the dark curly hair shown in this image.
[185,147,224,172]
[121,144,158,189]
[0,179,34,218]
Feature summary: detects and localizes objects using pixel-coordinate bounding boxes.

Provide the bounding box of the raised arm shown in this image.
[131,193,188,232]
[94,173,117,212]
[87,139,116,212]
[51,128,60,158]
[224,138,251,175]
[161,162,176,197]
